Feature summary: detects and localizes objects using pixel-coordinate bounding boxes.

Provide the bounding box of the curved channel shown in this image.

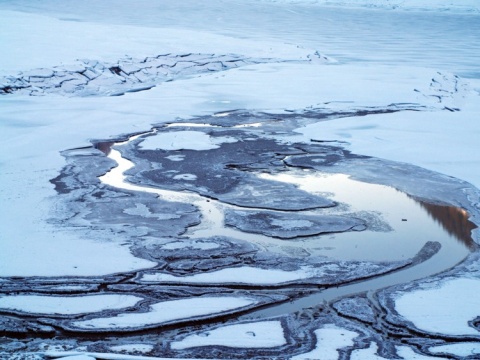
[99,133,474,318]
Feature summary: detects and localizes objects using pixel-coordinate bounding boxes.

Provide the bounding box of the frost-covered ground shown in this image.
[1,1,480,359]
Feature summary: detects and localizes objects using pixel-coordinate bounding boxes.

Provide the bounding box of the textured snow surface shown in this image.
[171,321,286,349]
[71,297,257,330]
[0,294,142,315]
[394,278,480,336]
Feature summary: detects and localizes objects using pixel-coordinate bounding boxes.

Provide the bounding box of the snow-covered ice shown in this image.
[139,131,237,151]
[429,342,480,357]
[71,297,258,330]
[0,294,142,315]
[1,0,480,358]
[109,344,154,354]
[393,278,480,336]
[350,342,438,359]
[140,266,317,285]
[291,324,358,360]
[171,321,286,349]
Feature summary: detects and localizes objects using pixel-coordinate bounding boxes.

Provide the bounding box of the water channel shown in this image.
[98,130,475,318]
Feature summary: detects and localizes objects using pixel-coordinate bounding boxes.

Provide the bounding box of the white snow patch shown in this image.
[140,266,316,285]
[72,296,257,330]
[173,173,197,181]
[56,356,95,360]
[45,352,211,360]
[293,87,480,190]
[0,294,142,315]
[160,240,221,251]
[351,342,438,359]
[165,155,185,162]
[271,219,314,229]
[291,324,358,360]
[171,321,286,349]
[429,342,480,357]
[394,278,480,336]
[110,344,154,353]
[139,131,237,151]
[54,355,95,360]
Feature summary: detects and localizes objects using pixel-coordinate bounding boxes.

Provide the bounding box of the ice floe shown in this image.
[291,324,358,359]
[0,294,142,315]
[140,266,317,285]
[171,320,286,349]
[110,344,154,354]
[393,278,480,336]
[429,342,480,357]
[70,296,258,331]
[350,342,438,359]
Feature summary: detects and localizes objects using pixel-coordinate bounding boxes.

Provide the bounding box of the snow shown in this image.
[291,324,358,360]
[45,352,210,360]
[72,296,257,330]
[1,2,479,278]
[140,266,316,285]
[139,131,237,151]
[54,356,95,360]
[0,1,479,357]
[160,240,221,251]
[295,94,480,189]
[394,278,480,336]
[429,342,480,357]
[0,294,142,315]
[350,342,438,359]
[171,321,286,349]
[110,344,154,354]
[0,9,309,74]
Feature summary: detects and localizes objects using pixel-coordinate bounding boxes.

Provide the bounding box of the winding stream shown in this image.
[99,132,474,318]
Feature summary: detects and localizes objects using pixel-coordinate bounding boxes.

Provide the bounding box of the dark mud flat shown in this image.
[1,108,479,359]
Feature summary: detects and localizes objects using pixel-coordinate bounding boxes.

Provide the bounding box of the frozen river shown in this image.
[1,1,480,359]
